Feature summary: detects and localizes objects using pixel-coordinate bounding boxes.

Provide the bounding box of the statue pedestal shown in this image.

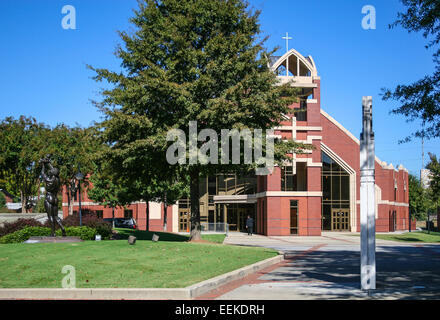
[24,236,83,243]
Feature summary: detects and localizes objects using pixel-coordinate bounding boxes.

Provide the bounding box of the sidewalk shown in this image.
[198,232,440,300]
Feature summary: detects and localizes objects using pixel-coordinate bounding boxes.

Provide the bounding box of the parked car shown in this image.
[104,218,137,229]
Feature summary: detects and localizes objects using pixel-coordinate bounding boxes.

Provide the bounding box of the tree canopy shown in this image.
[89,0,311,240]
[382,0,440,141]
[408,173,431,220]
[426,152,440,204]
[0,116,49,212]
[0,116,101,213]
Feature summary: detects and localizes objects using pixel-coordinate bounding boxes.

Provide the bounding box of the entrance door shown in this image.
[389,210,396,232]
[178,199,191,232]
[237,207,247,232]
[331,209,350,231]
[226,204,255,232]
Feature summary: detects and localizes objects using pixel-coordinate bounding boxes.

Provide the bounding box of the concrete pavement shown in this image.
[197,232,440,300]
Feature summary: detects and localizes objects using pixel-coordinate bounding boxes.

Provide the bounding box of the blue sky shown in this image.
[0,0,438,176]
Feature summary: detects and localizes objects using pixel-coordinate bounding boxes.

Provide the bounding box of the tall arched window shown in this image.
[321,151,350,230]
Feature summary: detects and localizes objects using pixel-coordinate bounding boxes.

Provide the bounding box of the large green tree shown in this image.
[43,125,101,216]
[90,0,310,240]
[87,162,128,228]
[0,192,6,210]
[408,173,430,220]
[382,0,440,141]
[0,116,49,212]
[426,152,440,206]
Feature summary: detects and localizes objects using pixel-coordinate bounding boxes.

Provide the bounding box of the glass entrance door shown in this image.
[178,199,191,232]
[331,209,350,231]
[226,204,255,232]
[237,207,247,232]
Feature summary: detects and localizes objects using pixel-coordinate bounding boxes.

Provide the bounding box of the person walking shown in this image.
[246,215,254,236]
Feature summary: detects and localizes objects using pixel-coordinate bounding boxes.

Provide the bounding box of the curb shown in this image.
[0,254,283,300]
[186,254,283,298]
[0,288,189,300]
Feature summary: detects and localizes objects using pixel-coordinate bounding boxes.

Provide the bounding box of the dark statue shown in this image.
[40,155,66,237]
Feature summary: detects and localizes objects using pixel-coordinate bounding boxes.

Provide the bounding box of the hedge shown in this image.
[0,215,112,240]
[0,226,97,244]
[0,218,44,238]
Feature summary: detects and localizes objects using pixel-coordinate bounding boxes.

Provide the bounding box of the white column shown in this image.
[360,96,376,291]
[291,116,297,174]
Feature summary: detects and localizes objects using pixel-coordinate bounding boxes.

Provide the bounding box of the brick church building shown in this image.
[63,47,413,236]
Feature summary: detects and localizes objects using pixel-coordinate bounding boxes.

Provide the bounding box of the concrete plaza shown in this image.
[196,232,440,300]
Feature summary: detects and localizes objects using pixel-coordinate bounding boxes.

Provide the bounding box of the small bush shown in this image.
[58,226,97,240]
[0,226,97,243]
[0,192,6,210]
[34,197,45,213]
[0,226,51,244]
[0,218,43,238]
[58,212,112,239]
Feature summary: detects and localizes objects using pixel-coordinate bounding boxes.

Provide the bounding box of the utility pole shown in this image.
[360,96,376,291]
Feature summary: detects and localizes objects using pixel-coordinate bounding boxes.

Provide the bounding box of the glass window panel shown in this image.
[245,176,257,194]
[199,177,207,195]
[322,152,332,172]
[331,161,343,173]
[218,175,226,194]
[208,176,216,195]
[322,205,331,230]
[331,176,340,200]
[321,151,352,231]
[286,175,295,191]
[226,175,236,194]
[322,175,331,200]
[297,163,307,191]
[341,175,350,200]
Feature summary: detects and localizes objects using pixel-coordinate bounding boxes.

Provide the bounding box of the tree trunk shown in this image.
[189,168,201,241]
[67,186,73,216]
[163,192,167,232]
[112,207,115,229]
[21,190,26,213]
[146,201,150,231]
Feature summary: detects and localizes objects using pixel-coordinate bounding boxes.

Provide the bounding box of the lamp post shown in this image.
[75,168,84,227]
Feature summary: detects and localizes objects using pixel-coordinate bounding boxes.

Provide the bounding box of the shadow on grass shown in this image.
[114,228,189,242]
[383,237,424,242]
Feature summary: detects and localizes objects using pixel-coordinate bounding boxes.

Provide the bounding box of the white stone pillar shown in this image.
[360,96,376,290]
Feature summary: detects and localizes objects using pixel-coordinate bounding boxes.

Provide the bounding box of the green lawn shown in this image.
[0,232,276,288]
[376,231,440,243]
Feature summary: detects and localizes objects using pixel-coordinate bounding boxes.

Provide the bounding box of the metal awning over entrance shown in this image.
[213,195,257,204]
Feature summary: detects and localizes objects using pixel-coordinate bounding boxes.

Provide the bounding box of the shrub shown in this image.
[0,226,97,243]
[0,192,6,210]
[58,226,97,240]
[0,226,51,244]
[34,197,45,213]
[0,218,44,238]
[58,212,112,239]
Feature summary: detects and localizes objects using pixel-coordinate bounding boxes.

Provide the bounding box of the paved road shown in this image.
[197,232,440,300]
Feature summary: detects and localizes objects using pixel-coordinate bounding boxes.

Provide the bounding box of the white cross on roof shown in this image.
[282,32,292,52]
